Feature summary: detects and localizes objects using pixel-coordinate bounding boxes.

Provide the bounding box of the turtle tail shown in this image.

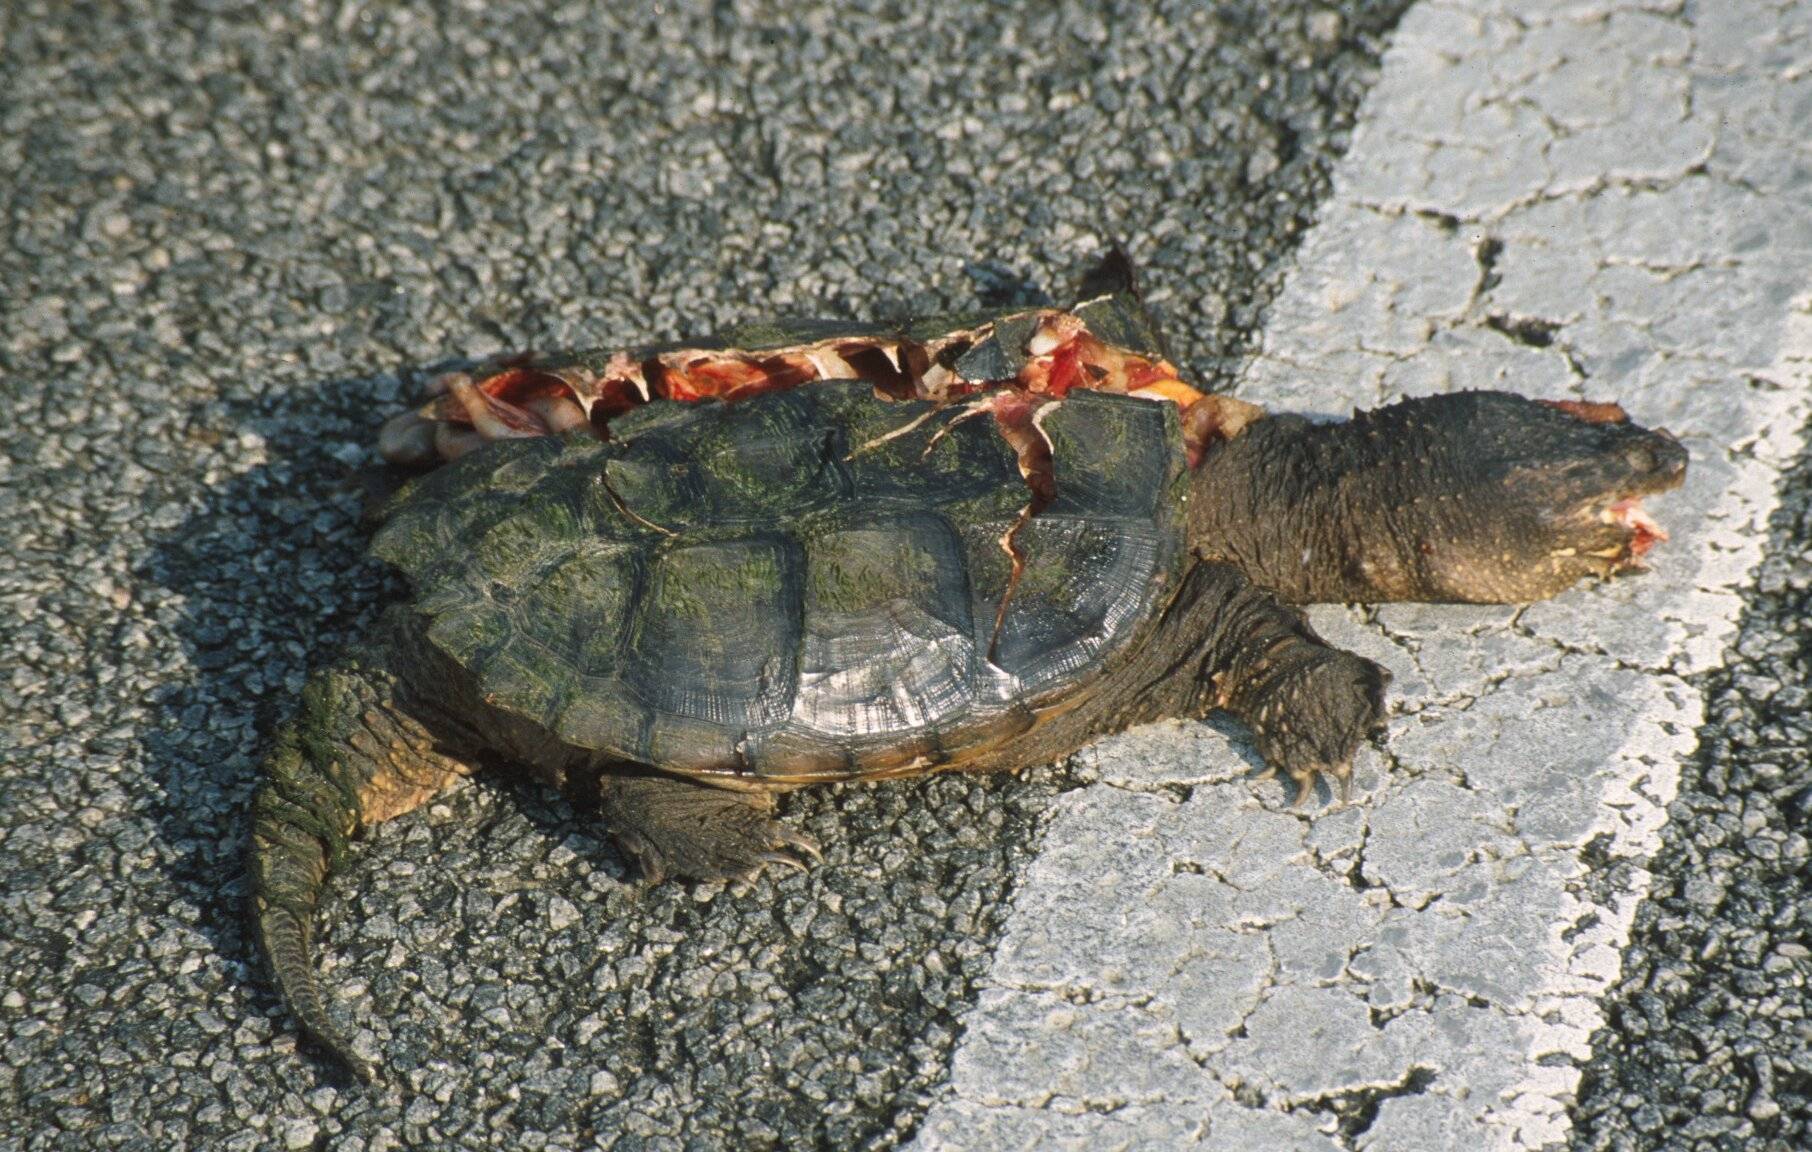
[248,640,472,1081]
[250,724,373,1081]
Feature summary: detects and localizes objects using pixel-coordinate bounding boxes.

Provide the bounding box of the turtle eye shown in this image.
[1623,444,1658,474]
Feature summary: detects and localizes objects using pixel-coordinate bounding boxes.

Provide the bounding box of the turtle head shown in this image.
[1405,392,1689,601]
[1516,397,1688,576]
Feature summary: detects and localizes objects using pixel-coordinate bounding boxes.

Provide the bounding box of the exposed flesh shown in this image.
[1538,398,1629,425]
[1608,497,1668,562]
[378,308,1263,474]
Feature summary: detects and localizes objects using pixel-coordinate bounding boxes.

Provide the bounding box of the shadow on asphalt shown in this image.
[130,329,1078,1140]
[135,367,437,1045]
[128,266,1059,1002]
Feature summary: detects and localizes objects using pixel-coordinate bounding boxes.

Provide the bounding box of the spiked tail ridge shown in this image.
[250,734,373,1080]
[248,632,472,1080]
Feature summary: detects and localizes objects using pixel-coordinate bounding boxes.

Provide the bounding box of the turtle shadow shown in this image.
[128,348,1069,1101]
[131,261,1076,961]
[963,259,1056,310]
[133,365,468,1025]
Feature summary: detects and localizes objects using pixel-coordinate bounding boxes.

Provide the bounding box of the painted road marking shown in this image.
[911,1,1812,1148]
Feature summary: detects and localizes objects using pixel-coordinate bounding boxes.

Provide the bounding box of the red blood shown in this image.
[987,391,1056,507]
[451,375,545,436]
[481,368,571,407]
[1046,343,1084,397]
[591,377,646,417]
[659,355,807,403]
[586,377,654,437]
[1610,498,1667,559]
[687,359,763,396]
[656,371,705,402]
[1124,360,1169,390]
[756,354,819,391]
[1629,523,1661,557]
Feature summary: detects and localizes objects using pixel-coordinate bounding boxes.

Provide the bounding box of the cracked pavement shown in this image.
[912,1,1812,1149]
[3,2,1810,1151]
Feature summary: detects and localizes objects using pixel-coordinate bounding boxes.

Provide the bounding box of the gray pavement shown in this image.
[3,2,1809,1152]
[1572,388,1812,1151]
[0,3,1411,1150]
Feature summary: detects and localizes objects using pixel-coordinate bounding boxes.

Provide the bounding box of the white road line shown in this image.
[910,1,1812,1148]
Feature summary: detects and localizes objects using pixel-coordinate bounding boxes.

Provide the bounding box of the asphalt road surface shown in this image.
[2,2,1808,1151]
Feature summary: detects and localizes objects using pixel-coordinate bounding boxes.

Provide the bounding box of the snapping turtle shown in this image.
[252,255,1687,1077]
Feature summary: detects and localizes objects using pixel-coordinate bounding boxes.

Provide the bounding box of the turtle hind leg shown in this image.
[250,648,471,1081]
[600,774,821,885]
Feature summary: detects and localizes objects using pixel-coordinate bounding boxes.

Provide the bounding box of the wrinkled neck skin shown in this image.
[1188,411,1498,604]
[1187,414,1391,604]
[1184,394,1681,606]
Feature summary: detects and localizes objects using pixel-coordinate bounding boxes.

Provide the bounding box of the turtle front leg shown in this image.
[600,774,821,885]
[1185,561,1388,803]
[250,634,473,1080]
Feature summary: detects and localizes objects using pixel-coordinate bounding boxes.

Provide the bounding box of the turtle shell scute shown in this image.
[369,382,1189,777]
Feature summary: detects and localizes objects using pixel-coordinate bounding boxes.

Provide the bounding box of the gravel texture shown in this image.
[0,2,1410,1149]
[1571,438,1812,1150]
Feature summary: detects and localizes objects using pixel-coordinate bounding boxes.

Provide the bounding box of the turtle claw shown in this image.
[1288,774,1318,811]
[1244,648,1386,813]
[776,827,824,864]
[602,776,822,885]
[1279,762,1355,811]
[756,850,810,874]
[751,829,822,877]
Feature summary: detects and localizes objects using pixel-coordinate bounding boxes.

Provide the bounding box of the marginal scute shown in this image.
[371,438,568,595]
[793,514,977,738]
[471,635,564,729]
[424,603,509,669]
[1073,293,1166,359]
[902,307,997,344]
[555,687,649,763]
[366,503,443,581]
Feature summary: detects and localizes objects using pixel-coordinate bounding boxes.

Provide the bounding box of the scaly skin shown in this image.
[1188,391,1688,605]
[1185,562,1387,801]
[250,636,474,1079]
[250,256,1688,1079]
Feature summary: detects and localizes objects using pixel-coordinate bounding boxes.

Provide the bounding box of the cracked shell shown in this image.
[370,381,1190,786]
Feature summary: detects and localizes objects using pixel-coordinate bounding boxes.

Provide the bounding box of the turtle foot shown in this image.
[1249,651,1388,809]
[602,774,820,884]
